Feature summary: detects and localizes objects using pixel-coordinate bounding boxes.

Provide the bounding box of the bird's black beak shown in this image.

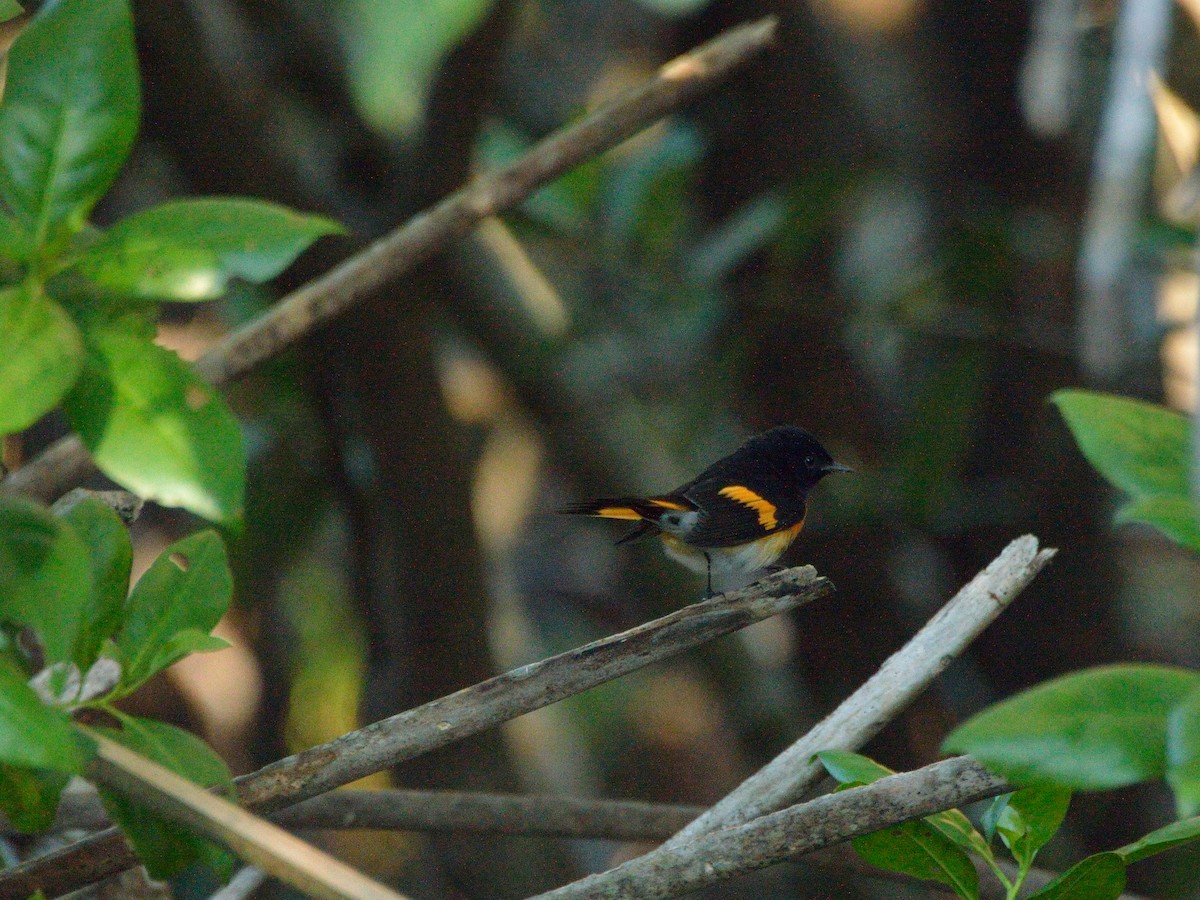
[825,461,854,474]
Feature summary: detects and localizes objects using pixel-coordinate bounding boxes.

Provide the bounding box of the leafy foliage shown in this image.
[0,489,234,881]
[943,664,1200,791]
[1051,390,1200,552]
[0,0,341,524]
[96,714,236,880]
[818,750,1064,900]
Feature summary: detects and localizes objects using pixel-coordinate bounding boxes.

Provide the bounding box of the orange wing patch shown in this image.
[596,506,643,520]
[717,485,778,530]
[648,498,690,510]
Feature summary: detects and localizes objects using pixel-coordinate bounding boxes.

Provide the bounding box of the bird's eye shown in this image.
[804,455,815,468]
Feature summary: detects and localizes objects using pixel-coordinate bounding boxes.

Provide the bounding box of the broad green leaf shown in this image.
[0,665,85,772]
[1117,816,1200,863]
[852,820,979,899]
[0,0,139,248]
[944,665,1200,790]
[1167,686,1200,817]
[0,284,83,435]
[0,764,68,832]
[62,331,245,522]
[343,0,496,134]
[56,497,132,672]
[95,716,234,880]
[72,198,343,301]
[995,785,1071,868]
[1026,853,1126,900]
[818,750,992,861]
[0,2,23,23]
[1115,494,1200,554]
[114,530,231,692]
[1050,390,1190,499]
[0,495,92,664]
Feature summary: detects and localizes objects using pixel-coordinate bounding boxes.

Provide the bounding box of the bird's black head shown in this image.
[749,426,852,491]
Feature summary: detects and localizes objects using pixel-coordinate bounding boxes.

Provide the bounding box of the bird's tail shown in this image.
[558,498,660,544]
[557,498,647,520]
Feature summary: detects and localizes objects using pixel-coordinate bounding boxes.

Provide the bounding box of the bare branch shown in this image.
[530,756,1009,900]
[0,565,829,898]
[664,535,1054,845]
[275,791,703,840]
[0,16,778,505]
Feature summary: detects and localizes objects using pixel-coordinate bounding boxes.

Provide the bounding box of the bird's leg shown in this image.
[703,551,714,598]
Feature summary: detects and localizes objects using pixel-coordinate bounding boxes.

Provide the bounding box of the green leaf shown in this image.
[853,820,979,899]
[94,716,234,880]
[0,0,139,248]
[1117,816,1200,863]
[72,198,344,301]
[943,665,1200,790]
[1051,390,1190,497]
[0,764,68,832]
[342,0,496,134]
[980,794,1008,843]
[0,665,85,772]
[114,530,231,692]
[818,750,992,862]
[0,210,31,261]
[55,497,132,672]
[817,749,893,785]
[1115,494,1200,554]
[1026,853,1126,900]
[0,495,93,665]
[1167,686,1200,817]
[995,785,1071,868]
[62,331,245,522]
[0,283,83,436]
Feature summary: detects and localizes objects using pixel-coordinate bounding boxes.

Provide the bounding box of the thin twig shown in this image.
[85,732,406,900]
[529,756,1010,900]
[0,16,778,505]
[274,791,702,840]
[0,565,829,899]
[664,535,1054,845]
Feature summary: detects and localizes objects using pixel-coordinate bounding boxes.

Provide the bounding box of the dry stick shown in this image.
[666,534,1054,847]
[36,789,1151,900]
[0,16,778,505]
[0,565,830,900]
[274,791,703,840]
[531,756,1010,900]
[86,732,407,900]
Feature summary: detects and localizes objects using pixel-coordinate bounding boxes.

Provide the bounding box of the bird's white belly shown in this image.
[659,525,801,592]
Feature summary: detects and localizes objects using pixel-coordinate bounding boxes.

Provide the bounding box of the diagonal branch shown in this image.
[0,15,778,505]
[530,756,1010,900]
[529,536,1054,898]
[0,564,829,899]
[666,534,1054,845]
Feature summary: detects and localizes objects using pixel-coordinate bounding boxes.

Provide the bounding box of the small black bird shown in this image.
[560,426,850,594]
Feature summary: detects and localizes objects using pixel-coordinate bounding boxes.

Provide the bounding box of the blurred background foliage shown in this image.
[34,0,1200,895]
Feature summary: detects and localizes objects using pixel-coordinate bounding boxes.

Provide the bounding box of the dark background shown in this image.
[73,0,1200,895]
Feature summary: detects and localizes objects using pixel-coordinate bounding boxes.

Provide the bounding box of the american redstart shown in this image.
[560,426,850,594]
